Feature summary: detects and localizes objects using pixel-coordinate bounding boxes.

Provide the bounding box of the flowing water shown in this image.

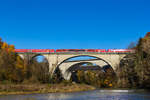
[0,90,150,100]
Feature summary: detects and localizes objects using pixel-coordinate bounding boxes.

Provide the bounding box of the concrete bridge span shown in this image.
[18,52,127,80]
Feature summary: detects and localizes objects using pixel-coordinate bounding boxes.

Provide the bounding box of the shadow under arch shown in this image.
[54,55,114,79]
[67,62,102,72]
[66,62,102,82]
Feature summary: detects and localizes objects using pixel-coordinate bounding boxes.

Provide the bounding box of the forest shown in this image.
[0,32,150,89]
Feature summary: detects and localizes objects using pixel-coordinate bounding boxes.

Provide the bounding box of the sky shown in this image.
[0,0,149,49]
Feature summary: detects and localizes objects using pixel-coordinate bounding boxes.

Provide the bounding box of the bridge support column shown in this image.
[43,54,59,76]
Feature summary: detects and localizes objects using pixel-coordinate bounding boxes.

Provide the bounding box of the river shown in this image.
[0,90,150,100]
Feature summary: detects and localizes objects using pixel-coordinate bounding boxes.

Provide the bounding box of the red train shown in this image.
[55,49,134,53]
[14,49,55,53]
[14,49,134,53]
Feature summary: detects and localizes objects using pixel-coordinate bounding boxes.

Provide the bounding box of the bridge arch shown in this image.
[30,54,47,62]
[57,55,112,67]
[29,54,51,82]
[29,54,51,71]
[54,55,113,80]
[17,53,50,64]
[30,54,50,68]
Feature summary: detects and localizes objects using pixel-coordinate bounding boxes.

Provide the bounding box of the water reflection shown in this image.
[0,90,150,100]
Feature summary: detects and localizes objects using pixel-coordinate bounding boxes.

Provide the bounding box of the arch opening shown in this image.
[28,54,50,83]
[67,62,103,82]
[54,55,115,81]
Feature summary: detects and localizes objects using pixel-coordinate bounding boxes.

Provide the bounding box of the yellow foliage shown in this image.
[7,45,15,53]
[8,47,15,53]
[2,42,8,49]
[104,79,109,85]
[16,56,24,69]
[109,83,112,87]
[9,45,15,49]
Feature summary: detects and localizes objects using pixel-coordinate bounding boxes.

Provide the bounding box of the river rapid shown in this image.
[0,89,150,100]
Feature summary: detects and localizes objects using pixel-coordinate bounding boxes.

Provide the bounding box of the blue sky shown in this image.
[0,0,149,49]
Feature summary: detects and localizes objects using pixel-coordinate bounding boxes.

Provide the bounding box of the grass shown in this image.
[0,83,96,95]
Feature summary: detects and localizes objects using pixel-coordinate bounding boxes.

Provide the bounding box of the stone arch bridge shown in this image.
[17,51,129,80]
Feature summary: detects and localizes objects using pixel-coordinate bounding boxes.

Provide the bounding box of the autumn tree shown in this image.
[117,32,150,88]
[0,39,24,83]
